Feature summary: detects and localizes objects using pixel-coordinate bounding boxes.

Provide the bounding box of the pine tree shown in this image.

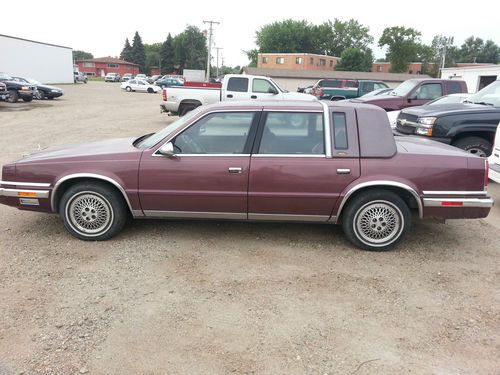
[131,31,146,73]
[160,33,175,74]
[120,38,133,62]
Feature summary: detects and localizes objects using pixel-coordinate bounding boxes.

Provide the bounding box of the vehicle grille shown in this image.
[396,112,419,134]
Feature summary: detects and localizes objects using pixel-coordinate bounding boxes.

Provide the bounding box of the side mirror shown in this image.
[158,142,175,157]
[268,87,279,95]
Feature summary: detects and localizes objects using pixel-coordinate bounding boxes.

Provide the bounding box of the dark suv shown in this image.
[0,72,36,103]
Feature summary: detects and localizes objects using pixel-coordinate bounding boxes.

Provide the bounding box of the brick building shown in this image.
[257,53,340,71]
[75,57,140,77]
[371,62,437,75]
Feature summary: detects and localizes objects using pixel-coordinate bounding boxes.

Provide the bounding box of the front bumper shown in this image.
[392,129,451,144]
[0,180,51,210]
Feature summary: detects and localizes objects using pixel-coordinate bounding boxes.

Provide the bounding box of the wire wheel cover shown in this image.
[355,200,403,245]
[67,192,113,235]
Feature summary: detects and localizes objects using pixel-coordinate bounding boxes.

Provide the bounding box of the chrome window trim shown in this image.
[422,190,488,196]
[335,181,423,223]
[264,109,323,113]
[319,101,333,158]
[423,198,494,208]
[50,173,141,216]
[248,213,330,222]
[0,188,49,199]
[0,180,51,188]
[143,210,246,220]
[155,154,251,158]
[253,154,325,158]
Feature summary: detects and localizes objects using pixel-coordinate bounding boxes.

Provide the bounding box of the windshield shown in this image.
[135,109,201,149]
[391,80,418,97]
[0,73,13,80]
[466,81,500,107]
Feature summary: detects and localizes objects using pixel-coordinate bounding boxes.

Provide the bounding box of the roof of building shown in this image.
[240,67,430,82]
[76,57,139,66]
[0,34,72,50]
[258,52,340,59]
[441,64,500,72]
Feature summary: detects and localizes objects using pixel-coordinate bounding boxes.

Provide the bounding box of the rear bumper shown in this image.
[423,197,494,208]
[422,191,493,219]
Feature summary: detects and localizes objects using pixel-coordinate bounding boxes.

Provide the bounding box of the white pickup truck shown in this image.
[160,74,315,116]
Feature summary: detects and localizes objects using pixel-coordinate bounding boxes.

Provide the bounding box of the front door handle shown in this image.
[336,168,351,175]
[227,94,233,98]
[251,95,257,99]
[228,167,242,174]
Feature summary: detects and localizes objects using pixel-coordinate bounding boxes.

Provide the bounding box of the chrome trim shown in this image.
[319,101,333,158]
[153,154,251,158]
[336,168,351,175]
[422,190,488,196]
[252,154,325,158]
[143,210,246,220]
[0,180,51,188]
[50,173,141,217]
[131,209,144,217]
[248,213,330,222]
[423,198,494,208]
[335,181,423,223]
[0,188,49,198]
[265,109,323,113]
[228,167,242,174]
[19,198,40,206]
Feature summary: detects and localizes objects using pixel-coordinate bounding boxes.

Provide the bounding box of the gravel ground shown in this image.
[0,82,499,375]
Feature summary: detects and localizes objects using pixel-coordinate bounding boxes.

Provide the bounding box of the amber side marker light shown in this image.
[18,192,37,197]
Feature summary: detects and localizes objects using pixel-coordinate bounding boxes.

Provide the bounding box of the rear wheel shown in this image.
[147,87,154,93]
[342,190,411,251]
[126,86,132,92]
[7,90,18,103]
[36,90,45,100]
[22,96,33,102]
[452,136,492,157]
[179,104,197,116]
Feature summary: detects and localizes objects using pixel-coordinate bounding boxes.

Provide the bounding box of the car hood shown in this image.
[17,137,141,164]
[353,94,401,104]
[401,103,500,117]
[37,84,62,91]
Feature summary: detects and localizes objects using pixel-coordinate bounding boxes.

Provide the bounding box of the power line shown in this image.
[203,20,220,81]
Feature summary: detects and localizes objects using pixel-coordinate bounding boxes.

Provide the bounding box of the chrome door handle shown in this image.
[228,167,242,174]
[336,168,351,175]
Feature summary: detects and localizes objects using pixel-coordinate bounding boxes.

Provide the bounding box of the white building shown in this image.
[0,34,74,84]
[441,65,500,93]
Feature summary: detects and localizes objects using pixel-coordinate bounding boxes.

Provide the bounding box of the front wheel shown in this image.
[125,86,132,92]
[22,96,33,102]
[147,87,154,93]
[59,182,127,241]
[7,90,19,103]
[452,136,492,157]
[342,190,411,251]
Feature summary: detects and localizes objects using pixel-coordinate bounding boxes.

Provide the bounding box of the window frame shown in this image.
[276,57,285,64]
[332,112,349,150]
[295,57,303,65]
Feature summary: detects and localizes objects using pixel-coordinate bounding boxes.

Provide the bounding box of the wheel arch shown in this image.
[334,181,422,223]
[451,130,496,145]
[51,173,138,216]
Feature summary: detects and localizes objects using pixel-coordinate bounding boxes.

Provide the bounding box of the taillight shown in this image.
[318,88,323,97]
[162,89,167,101]
[485,159,489,189]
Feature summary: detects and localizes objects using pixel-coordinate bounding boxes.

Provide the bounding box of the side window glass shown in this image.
[332,112,348,150]
[173,112,255,154]
[415,83,442,100]
[227,77,249,92]
[447,81,462,94]
[259,112,324,155]
[252,79,275,93]
[130,80,136,84]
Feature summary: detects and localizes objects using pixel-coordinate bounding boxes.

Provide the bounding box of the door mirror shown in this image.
[268,87,279,95]
[158,142,175,157]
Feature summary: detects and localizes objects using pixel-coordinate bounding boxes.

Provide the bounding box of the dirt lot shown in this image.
[0,82,499,375]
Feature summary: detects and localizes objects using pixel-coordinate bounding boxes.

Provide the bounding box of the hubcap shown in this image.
[466,147,487,158]
[355,200,403,246]
[66,192,113,236]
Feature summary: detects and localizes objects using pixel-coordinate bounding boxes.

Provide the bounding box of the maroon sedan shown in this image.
[0,101,493,251]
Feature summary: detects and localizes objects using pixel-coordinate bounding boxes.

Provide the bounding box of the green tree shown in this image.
[244,49,259,67]
[459,36,484,63]
[379,26,422,73]
[131,31,146,72]
[336,48,373,71]
[73,50,93,61]
[255,19,320,54]
[173,26,207,72]
[160,33,176,74]
[119,38,133,62]
[144,43,162,74]
[322,19,374,57]
[477,39,500,63]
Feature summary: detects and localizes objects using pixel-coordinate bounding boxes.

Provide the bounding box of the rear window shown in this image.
[227,77,249,92]
[332,113,348,150]
[447,81,463,94]
[319,80,342,88]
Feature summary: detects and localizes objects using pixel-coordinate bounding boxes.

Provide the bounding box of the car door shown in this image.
[250,78,279,100]
[138,111,261,218]
[224,77,250,101]
[408,82,443,107]
[248,108,360,221]
[137,80,147,92]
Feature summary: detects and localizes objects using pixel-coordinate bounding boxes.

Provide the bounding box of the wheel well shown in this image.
[52,177,131,215]
[338,185,420,221]
[179,100,202,110]
[452,131,495,144]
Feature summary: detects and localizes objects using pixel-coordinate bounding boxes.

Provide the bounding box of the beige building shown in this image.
[257,53,340,71]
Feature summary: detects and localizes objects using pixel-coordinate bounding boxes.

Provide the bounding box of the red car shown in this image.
[0,101,493,251]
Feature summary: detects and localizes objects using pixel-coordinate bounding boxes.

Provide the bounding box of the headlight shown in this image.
[21,86,29,90]
[417,117,437,125]
[51,89,60,93]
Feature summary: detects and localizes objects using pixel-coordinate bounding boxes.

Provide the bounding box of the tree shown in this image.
[160,33,176,74]
[244,49,259,67]
[322,19,374,57]
[336,48,373,72]
[255,19,320,54]
[379,26,422,73]
[119,38,133,62]
[130,31,146,73]
[173,26,207,72]
[459,36,484,63]
[73,50,93,61]
[477,39,500,63]
[144,43,162,74]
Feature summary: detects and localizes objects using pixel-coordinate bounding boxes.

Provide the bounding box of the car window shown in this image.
[173,112,256,154]
[332,113,348,150]
[374,82,387,90]
[129,80,137,84]
[414,83,442,100]
[319,80,342,88]
[227,77,249,92]
[138,81,145,85]
[447,81,463,94]
[252,79,275,93]
[258,112,324,155]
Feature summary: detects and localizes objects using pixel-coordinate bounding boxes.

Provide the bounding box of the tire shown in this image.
[7,90,18,103]
[126,86,132,92]
[147,87,154,93]
[48,97,54,100]
[59,182,127,241]
[342,190,411,251]
[179,104,197,116]
[22,96,33,102]
[452,136,492,157]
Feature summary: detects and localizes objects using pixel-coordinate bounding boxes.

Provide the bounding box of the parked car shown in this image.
[387,93,471,128]
[311,79,389,100]
[135,74,148,81]
[105,73,121,82]
[355,78,468,111]
[74,72,88,83]
[148,75,162,84]
[12,77,63,100]
[488,123,500,183]
[161,74,314,116]
[395,80,500,156]
[121,79,161,93]
[0,72,36,102]
[121,74,133,82]
[0,82,9,101]
[297,85,313,94]
[0,101,493,251]
[359,87,393,98]
[155,77,184,88]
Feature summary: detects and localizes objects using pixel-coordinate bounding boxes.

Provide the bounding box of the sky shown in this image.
[1,0,500,67]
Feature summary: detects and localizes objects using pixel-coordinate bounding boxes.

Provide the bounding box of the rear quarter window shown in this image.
[227,77,249,92]
[447,81,464,94]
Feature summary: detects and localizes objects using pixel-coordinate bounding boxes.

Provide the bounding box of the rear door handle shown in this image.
[251,95,257,99]
[228,167,242,174]
[227,94,233,98]
[336,168,351,175]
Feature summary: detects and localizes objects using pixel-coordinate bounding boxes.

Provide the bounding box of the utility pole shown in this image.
[215,47,223,78]
[440,36,453,77]
[203,20,220,81]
